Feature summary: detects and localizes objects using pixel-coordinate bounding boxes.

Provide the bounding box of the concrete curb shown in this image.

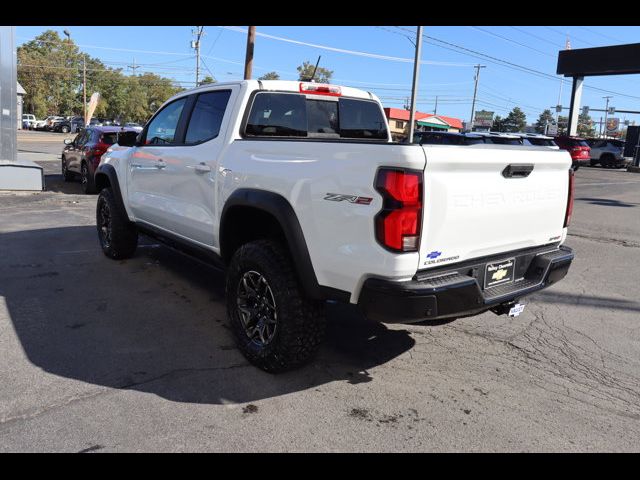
[627,166,640,173]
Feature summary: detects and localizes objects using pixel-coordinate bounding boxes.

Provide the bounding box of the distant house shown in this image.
[383,107,463,141]
[17,82,26,129]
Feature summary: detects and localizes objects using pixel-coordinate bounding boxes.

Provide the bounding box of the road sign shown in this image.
[474,110,494,128]
[556,105,563,113]
[582,106,589,116]
[547,124,558,135]
[608,106,616,115]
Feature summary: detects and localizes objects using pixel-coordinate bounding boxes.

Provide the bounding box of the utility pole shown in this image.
[244,26,256,80]
[83,54,87,124]
[603,96,613,138]
[128,57,139,76]
[469,64,486,132]
[598,116,603,137]
[192,26,205,86]
[407,26,423,143]
[433,95,438,115]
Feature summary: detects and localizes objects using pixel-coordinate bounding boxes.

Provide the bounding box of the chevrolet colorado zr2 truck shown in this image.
[94,80,575,372]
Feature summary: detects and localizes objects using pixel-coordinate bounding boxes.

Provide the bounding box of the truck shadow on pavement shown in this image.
[0,226,415,405]
[576,197,637,208]
[530,290,640,313]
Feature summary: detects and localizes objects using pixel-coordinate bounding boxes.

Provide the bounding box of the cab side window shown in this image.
[185,90,232,144]
[144,98,187,145]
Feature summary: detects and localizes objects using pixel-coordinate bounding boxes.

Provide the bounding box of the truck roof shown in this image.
[173,80,378,102]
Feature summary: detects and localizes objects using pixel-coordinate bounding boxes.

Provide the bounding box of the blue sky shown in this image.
[16,25,640,128]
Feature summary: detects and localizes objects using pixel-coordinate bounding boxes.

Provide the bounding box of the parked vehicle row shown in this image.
[412,131,634,171]
[22,114,144,133]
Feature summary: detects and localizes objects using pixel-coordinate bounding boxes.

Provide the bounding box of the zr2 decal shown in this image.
[324,193,373,205]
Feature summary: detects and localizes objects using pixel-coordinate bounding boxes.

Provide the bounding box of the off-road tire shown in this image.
[96,188,138,259]
[61,156,74,182]
[61,125,70,133]
[226,239,326,373]
[81,162,96,194]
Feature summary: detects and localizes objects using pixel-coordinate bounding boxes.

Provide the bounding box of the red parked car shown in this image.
[553,135,591,170]
[61,126,140,194]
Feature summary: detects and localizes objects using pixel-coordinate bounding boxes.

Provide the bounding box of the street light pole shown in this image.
[407,26,423,143]
[192,26,204,87]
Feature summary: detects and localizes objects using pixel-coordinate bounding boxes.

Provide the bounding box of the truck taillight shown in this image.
[375,168,423,252]
[564,169,575,227]
[299,82,341,96]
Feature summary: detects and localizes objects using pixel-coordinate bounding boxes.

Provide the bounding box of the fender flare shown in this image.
[220,189,323,300]
[95,164,129,221]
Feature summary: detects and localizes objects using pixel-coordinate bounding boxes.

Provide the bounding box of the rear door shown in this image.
[149,87,234,246]
[418,144,571,270]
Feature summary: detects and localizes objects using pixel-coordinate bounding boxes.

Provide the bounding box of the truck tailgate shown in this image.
[419,144,572,270]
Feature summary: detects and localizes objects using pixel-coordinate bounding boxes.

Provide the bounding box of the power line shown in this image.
[393,26,640,102]
[578,26,625,44]
[508,27,564,48]
[470,26,555,58]
[220,25,476,67]
[542,27,598,47]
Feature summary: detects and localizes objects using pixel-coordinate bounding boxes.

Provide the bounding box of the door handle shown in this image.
[194,162,211,173]
[502,164,534,178]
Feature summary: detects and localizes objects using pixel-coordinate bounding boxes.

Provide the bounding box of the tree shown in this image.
[492,115,506,132]
[17,30,183,123]
[258,71,280,80]
[535,109,555,134]
[502,107,527,132]
[200,76,216,85]
[577,113,596,138]
[297,61,333,83]
[557,115,568,135]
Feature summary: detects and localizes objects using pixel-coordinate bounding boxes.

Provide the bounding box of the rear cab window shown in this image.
[244,91,389,141]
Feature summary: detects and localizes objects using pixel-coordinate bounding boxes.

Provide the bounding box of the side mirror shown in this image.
[64,138,72,145]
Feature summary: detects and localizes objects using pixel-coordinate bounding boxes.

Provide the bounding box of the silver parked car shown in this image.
[586,139,632,168]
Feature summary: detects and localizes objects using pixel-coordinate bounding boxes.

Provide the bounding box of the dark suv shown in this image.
[61,126,139,194]
[53,116,85,133]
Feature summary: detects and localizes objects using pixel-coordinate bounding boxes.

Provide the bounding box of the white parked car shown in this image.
[515,133,560,149]
[94,80,575,372]
[22,114,36,129]
[32,118,48,130]
[586,138,632,168]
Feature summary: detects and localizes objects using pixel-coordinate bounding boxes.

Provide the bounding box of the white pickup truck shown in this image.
[95,80,575,372]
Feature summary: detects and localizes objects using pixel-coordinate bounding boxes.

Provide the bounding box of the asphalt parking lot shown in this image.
[1,130,639,452]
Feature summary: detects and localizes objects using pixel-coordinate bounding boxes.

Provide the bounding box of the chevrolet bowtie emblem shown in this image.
[492,269,508,281]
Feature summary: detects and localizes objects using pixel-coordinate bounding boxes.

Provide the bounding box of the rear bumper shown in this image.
[358,245,574,323]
